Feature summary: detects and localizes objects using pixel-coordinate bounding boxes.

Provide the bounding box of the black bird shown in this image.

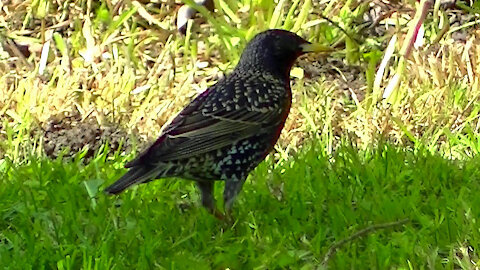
[105,29,326,218]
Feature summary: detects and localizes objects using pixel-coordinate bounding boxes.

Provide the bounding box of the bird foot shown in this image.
[212,209,225,220]
[211,208,236,225]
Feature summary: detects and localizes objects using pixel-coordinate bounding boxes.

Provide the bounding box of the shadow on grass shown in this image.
[1,141,479,269]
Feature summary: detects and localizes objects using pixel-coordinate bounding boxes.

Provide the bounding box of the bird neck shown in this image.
[236,47,300,82]
[234,62,292,83]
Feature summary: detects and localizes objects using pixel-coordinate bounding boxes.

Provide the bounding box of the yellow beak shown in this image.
[300,43,333,53]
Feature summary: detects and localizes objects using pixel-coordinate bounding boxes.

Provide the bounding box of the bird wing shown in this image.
[125,88,283,167]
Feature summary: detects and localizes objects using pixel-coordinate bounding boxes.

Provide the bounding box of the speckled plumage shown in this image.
[105,29,317,218]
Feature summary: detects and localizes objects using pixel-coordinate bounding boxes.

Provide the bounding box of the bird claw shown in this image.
[211,208,236,225]
[212,208,225,220]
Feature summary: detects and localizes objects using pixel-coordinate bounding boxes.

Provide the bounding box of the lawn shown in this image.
[2,142,479,269]
[1,0,480,269]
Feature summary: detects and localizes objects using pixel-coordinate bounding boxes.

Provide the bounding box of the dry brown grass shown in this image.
[1,0,480,161]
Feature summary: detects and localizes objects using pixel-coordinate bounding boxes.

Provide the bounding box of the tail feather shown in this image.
[104,166,158,195]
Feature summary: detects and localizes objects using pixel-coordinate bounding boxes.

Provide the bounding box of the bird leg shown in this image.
[223,179,245,220]
[196,181,224,220]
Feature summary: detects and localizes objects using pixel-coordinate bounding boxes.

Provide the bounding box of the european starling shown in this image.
[105,29,326,218]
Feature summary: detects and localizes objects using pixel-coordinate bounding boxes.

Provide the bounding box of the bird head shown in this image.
[235,29,329,79]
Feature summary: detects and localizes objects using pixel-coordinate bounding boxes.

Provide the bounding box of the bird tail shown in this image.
[104,166,159,195]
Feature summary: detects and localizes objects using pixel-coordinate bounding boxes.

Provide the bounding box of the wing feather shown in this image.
[126,86,283,166]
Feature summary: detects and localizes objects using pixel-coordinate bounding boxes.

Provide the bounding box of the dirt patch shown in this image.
[41,110,146,161]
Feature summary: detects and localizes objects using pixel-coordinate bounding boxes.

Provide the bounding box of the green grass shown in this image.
[2,142,479,269]
[2,1,480,269]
